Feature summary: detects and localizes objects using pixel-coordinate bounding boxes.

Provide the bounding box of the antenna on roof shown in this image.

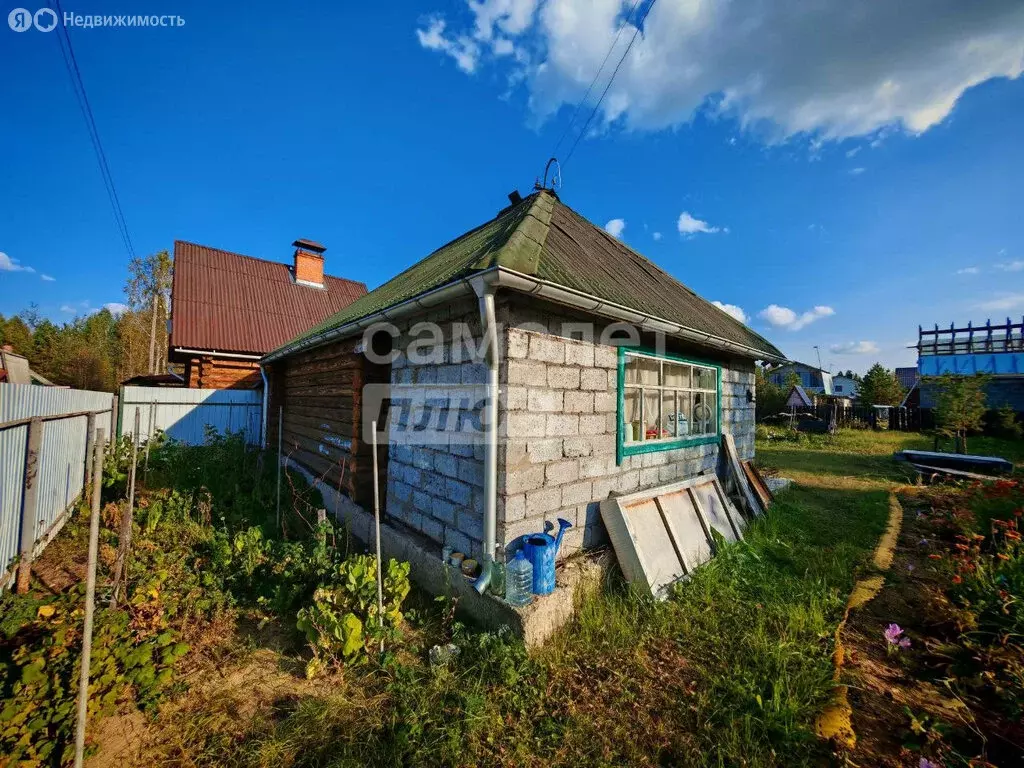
[535,157,562,192]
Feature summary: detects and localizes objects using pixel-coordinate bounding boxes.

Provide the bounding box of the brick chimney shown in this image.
[292,239,326,287]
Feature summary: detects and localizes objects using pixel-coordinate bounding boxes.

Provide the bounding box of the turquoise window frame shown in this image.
[616,347,723,465]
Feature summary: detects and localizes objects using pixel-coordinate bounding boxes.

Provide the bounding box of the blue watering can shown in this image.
[521,518,572,595]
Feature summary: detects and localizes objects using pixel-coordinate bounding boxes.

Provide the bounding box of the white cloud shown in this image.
[677,211,721,235]
[0,252,35,273]
[40,274,56,281]
[652,231,662,241]
[416,17,481,74]
[996,260,1024,272]
[60,304,78,313]
[845,146,861,158]
[604,217,626,238]
[758,303,835,331]
[417,1,1024,143]
[848,166,866,175]
[712,301,747,323]
[830,340,880,355]
[979,293,1024,311]
[956,266,979,275]
[103,302,128,316]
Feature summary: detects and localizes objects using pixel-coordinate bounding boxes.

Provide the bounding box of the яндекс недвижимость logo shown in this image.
[8,7,57,31]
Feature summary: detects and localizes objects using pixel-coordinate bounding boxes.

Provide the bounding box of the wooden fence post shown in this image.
[109,408,140,608]
[84,412,96,484]
[16,418,44,594]
[73,428,105,768]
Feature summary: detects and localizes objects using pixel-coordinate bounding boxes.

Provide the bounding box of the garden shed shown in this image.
[261,189,784,631]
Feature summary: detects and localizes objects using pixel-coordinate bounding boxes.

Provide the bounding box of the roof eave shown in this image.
[262,267,786,365]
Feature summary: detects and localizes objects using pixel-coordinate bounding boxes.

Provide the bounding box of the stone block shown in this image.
[580,455,613,478]
[503,464,546,494]
[594,392,616,413]
[432,497,457,525]
[527,439,563,463]
[545,414,579,437]
[545,459,580,485]
[529,334,565,364]
[564,390,594,413]
[446,478,473,506]
[561,480,593,506]
[421,515,444,543]
[458,458,484,487]
[506,412,546,438]
[594,346,618,368]
[562,437,592,458]
[393,481,413,503]
[528,388,563,412]
[580,368,609,391]
[526,486,562,516]
[503,386,528,410]
[565,342,594,367]
[503,493,527,522]
[547,365,581,389]
[507,360,547,385]
[434,452,459,478]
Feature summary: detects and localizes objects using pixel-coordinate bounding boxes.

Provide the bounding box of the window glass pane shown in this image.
[623,388,641,443]
[663,391,679,437]
[695,366,716,390]
[663,362,690,388]
[638,357,660,385]
[624,356,641,385]
[671,390,691,435]
[693,392,715,434]
[644,391,665,440]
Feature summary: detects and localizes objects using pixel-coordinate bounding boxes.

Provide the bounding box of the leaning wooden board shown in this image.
[721,433,763,518]
[741,460,774,510]
[600,474,746,598]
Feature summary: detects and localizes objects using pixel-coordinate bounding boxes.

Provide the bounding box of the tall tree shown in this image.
[755,365,786,420]
[125,251,173,374]
[858,363,904,406]
[1,316,33,355]
[933,374,989,453]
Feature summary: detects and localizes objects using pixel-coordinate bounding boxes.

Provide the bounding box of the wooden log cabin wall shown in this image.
[185,356,262,389]
[266,338,389,508]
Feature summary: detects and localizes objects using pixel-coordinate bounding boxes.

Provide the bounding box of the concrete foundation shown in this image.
[285,457,608,647]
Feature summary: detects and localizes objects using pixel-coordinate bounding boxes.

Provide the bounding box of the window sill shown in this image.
[619,433,719,462]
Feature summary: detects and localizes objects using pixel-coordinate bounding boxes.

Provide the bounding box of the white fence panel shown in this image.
[119,386,262,445]
[0,384,115,585]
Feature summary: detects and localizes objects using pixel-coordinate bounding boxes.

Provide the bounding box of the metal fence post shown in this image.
[16,418,44,594]
[73,427,105,768]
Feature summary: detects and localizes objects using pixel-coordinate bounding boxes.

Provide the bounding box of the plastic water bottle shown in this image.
[505,550,533,607]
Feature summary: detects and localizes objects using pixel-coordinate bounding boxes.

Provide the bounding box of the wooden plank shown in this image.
[742,461,774,509]
[722,433,762,518]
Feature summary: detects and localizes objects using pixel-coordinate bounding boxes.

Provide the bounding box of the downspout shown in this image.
[473,278,499,595]
[259,365,269,449]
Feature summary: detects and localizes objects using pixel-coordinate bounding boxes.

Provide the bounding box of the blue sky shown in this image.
[1,0,1022,372]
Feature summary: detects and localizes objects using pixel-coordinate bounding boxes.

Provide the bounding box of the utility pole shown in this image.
[813,345,823,371]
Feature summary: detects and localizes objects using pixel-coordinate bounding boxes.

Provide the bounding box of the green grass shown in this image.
[151,437,896,768]
[758,428,1024,489]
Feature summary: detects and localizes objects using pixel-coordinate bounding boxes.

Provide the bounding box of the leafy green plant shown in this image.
[297,556,411,673]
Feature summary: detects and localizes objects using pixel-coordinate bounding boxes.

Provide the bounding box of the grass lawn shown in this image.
[14,429,1006,767]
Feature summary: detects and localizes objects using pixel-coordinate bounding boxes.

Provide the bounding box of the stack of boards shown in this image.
[600,434,774,598]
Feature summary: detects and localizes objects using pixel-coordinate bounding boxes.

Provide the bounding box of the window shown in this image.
[835,384,843,393]
[618,350,720,462]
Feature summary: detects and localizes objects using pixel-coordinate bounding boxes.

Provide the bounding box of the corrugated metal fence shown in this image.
[119,386,262,445]
[0,384,115,588]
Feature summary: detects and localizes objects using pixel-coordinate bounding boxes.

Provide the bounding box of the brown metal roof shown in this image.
[170,240,367,355]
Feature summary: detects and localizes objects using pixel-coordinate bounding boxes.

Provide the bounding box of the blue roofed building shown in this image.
[917,319,1024,412]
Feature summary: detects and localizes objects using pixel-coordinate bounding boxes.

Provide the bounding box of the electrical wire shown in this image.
[48,0,136,259]
[562,0,659,169]
[550,0,643,161]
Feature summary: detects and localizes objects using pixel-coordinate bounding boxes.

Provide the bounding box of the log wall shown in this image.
[269,339,388,508]
[185,356,261,389]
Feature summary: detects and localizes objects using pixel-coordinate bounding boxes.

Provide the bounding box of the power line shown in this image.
[562,0,659,169]
[48,0,136,260]
[550,0,643,161]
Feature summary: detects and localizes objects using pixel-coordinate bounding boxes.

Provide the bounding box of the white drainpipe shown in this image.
[472,278,499,595]
[259,365,269,449]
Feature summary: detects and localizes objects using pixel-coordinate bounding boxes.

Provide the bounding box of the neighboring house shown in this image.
[831,375,859,398]
[261,189,785,589]
[0,346,53,385]
[786,385,814,408]
[917,319,1024,411]
[767,362,833,394]
[168,239,367,389]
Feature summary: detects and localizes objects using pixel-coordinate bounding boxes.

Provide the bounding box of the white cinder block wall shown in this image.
[384,294,756,563]
[496,296,756,560]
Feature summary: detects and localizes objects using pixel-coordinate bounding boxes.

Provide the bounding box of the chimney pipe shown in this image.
[292,239,326,288]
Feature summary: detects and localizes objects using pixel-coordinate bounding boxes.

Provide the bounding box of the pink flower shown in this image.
[884,623,911,649]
